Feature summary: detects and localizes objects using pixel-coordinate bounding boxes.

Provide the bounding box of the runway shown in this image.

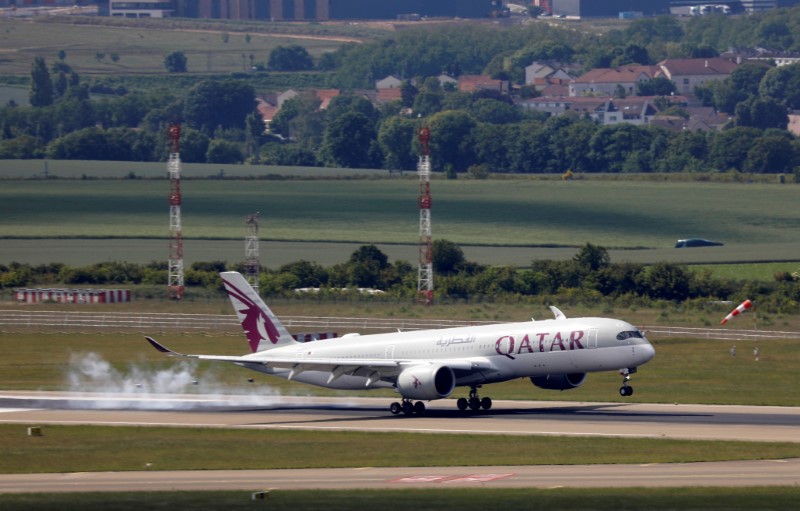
[1,391,799,493]
[1,391,799,443]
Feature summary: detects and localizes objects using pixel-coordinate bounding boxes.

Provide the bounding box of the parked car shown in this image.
[675,238,724,248]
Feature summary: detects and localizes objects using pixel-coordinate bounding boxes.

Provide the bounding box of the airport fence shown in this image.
[1,310,799,341]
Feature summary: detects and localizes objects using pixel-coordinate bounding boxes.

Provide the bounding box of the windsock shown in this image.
[720,299,753,325]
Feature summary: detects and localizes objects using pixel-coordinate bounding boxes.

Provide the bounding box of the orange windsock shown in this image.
[720,299,753,325]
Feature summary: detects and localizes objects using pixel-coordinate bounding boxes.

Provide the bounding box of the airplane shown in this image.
[146,271,656,415]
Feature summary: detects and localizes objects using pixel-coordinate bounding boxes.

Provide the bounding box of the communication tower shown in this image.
[244,213,260,291]
[167,124,184,300]
[417,126,433,306]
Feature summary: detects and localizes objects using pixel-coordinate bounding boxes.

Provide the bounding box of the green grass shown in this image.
[3,425,800,474]
[1,488,799,511]
[2,177,800,250]
[1,331,798,406]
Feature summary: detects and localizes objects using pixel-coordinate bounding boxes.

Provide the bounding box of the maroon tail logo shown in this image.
[224,280,281,352]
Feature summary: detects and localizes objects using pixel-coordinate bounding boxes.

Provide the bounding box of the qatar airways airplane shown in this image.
[146,271,656,415]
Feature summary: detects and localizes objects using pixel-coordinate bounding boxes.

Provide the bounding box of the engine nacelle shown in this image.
[530,373,586,391]
[396,364,456,400]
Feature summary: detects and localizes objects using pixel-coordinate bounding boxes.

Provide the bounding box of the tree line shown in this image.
[3,243,799,316]
[4,10,800,172]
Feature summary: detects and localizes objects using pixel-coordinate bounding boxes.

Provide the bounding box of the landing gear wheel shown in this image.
[480,397,493,410]
[619,386,633,397]
[457,398,468,411]
[468,397,481,411]
[402,401,414,414]
[390,402,402,415]
[413,401,426,414]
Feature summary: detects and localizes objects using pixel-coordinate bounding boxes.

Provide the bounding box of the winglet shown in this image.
[145,336,185,356]
[549,306,567,320]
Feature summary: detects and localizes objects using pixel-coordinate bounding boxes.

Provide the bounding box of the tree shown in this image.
[183,80,256,133]
[573,243,610,273]
[164,51,188,73]
[29,57,54,107]
[760,63,800,110]
[205,139,243,164]
[428,110,477,172]
[636,77,676,96]
[378,116,417,170]
[322,111,377,168]
[735,96,788,131]
[743,133,797,173]
[432,239,465,275]
[245,111,264,162]
[268,45,313,71]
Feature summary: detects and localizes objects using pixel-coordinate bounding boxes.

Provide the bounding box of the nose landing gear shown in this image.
[619,367,636,397]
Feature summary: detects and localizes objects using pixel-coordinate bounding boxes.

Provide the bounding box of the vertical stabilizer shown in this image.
[220,271,295,352]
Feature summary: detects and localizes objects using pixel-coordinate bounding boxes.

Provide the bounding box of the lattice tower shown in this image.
[167,124,184,300]
[417,126,433,306]
[244,213,260,291]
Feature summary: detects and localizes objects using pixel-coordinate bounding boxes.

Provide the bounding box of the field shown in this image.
[0,16,364,77]
[2,173,800,249]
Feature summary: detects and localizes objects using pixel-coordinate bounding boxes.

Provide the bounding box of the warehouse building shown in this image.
[173,0,494,20]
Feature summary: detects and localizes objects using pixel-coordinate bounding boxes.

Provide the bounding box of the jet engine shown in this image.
[396,364,456,400]
[530,373,586,391]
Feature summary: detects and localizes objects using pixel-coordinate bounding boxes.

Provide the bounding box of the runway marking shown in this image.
[0,409,39,414]
[391,474,514,484]
[441,473,514,484]
[392,476,449,483]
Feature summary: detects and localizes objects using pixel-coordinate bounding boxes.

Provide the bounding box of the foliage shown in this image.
[268,45,314,71]
[163,51,188,73]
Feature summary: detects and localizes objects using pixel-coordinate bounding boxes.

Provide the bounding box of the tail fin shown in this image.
[220,271,296,352]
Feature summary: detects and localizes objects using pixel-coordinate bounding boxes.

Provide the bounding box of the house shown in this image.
[524,62,571,86]
[375,75,404,90]
[276,89,299,107]
[656,58,738,95]
[519,96,683,126]
[437,74,459,89]
[569,65,657,97]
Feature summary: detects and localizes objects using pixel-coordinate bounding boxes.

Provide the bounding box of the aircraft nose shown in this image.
[638,342,656,364]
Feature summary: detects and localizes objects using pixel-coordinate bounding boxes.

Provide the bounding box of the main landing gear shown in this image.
[619,367,637,397]
[456,386,492,412]
[390,398,426,415]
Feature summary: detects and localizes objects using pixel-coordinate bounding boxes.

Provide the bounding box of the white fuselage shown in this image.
[236,317,655,391]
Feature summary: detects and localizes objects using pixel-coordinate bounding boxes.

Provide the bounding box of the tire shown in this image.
[413,401,426,414]
[480,397,492,410]
[619,387,628,397]
[457,398,468,411]
[402,401,414,414]
[390,402,402,415]
[469,397,481,411]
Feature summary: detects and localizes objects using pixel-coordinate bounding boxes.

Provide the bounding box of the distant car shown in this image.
[675,238,724,248]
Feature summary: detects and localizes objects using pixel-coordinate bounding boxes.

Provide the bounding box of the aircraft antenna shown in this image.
[244,212,260,292]
[167,123,184,300]
[417,126,433,306]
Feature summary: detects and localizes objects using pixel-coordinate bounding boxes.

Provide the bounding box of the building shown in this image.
[110,0,173,17]
[569,65,658,97]
[551,0,800,18]
[14,288,131,304]
[174,0,493,20]
[657,58,738,95]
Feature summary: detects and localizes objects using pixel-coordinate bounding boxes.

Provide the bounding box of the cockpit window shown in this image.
[617,330,644,341]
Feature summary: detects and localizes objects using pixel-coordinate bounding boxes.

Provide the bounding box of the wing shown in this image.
[146,337,496,385]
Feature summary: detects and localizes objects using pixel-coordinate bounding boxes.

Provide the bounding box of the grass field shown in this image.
[3,424,800,474]
[2,176,800,250]
[2,488,799,511]
[0,17,358,76]
[0,331,797,406]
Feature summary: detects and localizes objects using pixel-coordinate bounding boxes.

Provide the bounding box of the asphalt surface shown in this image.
[1,392,799,493]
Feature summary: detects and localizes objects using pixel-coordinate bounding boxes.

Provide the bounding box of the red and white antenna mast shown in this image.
[244,212,260,291]
[417,126,433,306]
[167,124,184,300]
